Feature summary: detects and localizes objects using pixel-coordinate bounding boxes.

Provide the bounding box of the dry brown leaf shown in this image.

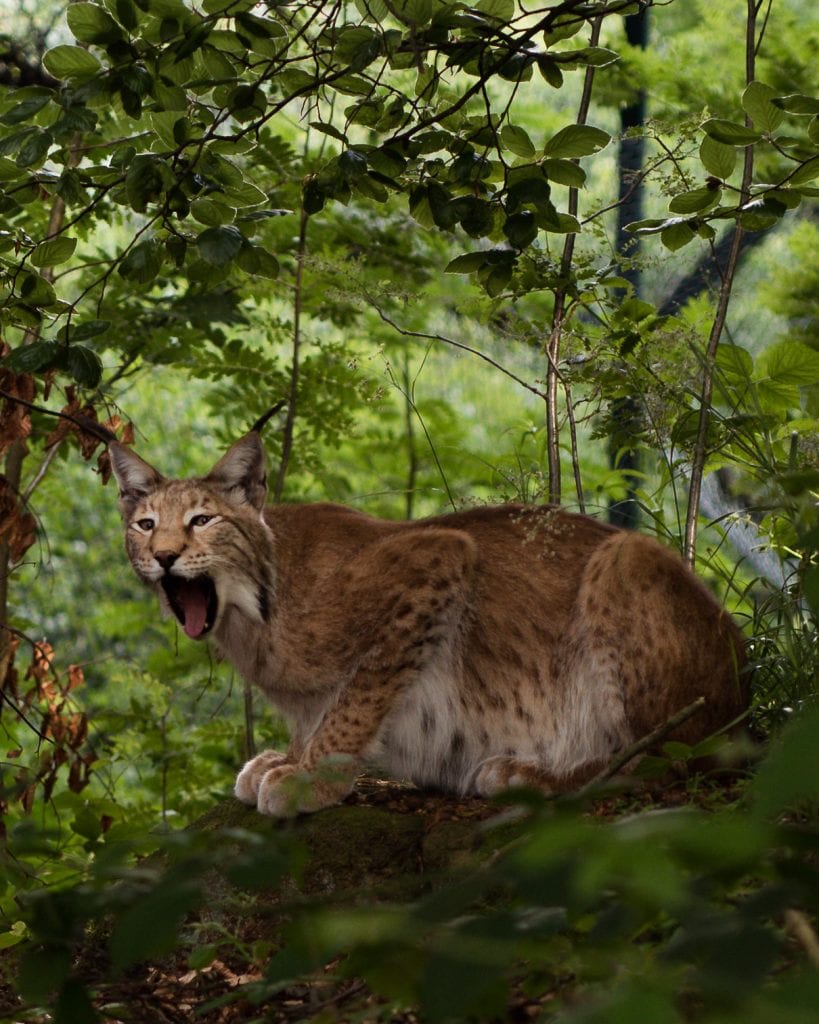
[0,369,35,457]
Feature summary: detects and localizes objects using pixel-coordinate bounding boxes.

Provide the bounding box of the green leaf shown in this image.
[42,45,102,81]
[303,178,325,215]
[391,0,433,26]
[543,12,584,45]
[66,2,122,44]
[742,81,784,133]
[334,26,382,71]
[149,111,186,149]
[503,211,537,248]
[54,979,98,1024]
[772,93,819,115]
[483,262,513,297]
[125,155,168,213]
[756,341,819,387]
[668,187,720,214]
[115,0,140,31]
[118,238,163,283]
[19,947,72,1002]
[19,270,57,307]
[543,124,610,159]
[30,236,77,268]
[789,156,819,186]
[715,343,753,383]
[109,876,202,969]
[62,319,111,342]
[537,56,563,89]
[702,118,762,147]
[0,156,23,181]
[66,345,103,387]
[196,225,244,266]
[445,252,487,274]
[567,46,619,68]
[223,180,267,208]
[476,0,515,21]
[739,199,782,231]
[190,198,236,227]
[353,0,389,20]
[188,944,218,971]
[660,220,696,252]
[15,129,52,168]
[339,149,368,179]
[699,136,736,179]
[500,124,535,159]
[309,121,347,143]
[4,340,60,373]
[236,244,279,278]
[541,159,586,187]
[751,703,819,820]
[0,94,52,126]
[549,212,581,234]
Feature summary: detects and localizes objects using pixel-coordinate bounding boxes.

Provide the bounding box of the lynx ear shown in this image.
[204,432,268,511]
[109,442,164,516]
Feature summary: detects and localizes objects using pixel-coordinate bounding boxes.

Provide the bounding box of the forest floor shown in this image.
[0,773,746,1024]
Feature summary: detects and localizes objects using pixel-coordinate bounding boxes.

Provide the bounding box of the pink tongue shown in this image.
[176,581,209,638]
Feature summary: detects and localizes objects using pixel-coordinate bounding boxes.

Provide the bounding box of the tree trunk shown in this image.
[607,7,648,531]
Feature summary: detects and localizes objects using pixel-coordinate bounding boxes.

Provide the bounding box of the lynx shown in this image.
[110,428,747,817]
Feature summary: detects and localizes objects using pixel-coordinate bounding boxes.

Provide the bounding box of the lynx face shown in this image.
[110,435,274,640]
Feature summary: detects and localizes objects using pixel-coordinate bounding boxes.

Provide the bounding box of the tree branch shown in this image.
[0,389,116,446]
[577,696,707,795]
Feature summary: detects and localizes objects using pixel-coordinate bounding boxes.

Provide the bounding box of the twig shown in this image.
[784,909,819,969]
[370,303,547,401]
[576,696,707,795]
[273,206,308,503]
[0,388,116,445]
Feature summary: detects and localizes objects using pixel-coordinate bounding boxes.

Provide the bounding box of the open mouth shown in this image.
[161,575,218,639]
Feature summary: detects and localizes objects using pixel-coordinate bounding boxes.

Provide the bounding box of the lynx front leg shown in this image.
[253,664,421,817]
[251,527,477,817]
[234,749,290,806]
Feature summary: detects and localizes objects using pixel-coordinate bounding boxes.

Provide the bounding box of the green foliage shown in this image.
[4,707,818,1022]
[0,0,817,1018]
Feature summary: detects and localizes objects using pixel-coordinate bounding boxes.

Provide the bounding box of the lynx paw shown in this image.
[234,749,290,805]
[256,757,357,818]
[473,756,555,798]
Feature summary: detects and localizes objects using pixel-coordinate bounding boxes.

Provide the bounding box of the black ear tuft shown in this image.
[249,401,286,436]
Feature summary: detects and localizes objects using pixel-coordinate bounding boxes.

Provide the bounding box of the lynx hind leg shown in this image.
[473,755,613,798]
[577,530,746,745]
[234,749,289,805]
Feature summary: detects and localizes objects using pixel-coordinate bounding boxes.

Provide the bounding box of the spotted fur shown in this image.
[110,432,747,817]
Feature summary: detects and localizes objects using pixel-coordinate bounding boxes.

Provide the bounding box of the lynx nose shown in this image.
[154,550,179,570]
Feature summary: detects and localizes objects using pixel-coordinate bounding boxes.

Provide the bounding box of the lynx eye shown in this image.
[135,518,155,532]
[190,514,213,527]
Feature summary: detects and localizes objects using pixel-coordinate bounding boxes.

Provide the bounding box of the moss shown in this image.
[296,805,425,893]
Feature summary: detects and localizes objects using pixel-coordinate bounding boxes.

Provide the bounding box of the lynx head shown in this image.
[109,432,275,640]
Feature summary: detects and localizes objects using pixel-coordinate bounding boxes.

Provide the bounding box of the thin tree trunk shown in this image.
[545,16,601,505]
[401,353,418,520]
[608,7,648,530]
[683,0,758,568]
